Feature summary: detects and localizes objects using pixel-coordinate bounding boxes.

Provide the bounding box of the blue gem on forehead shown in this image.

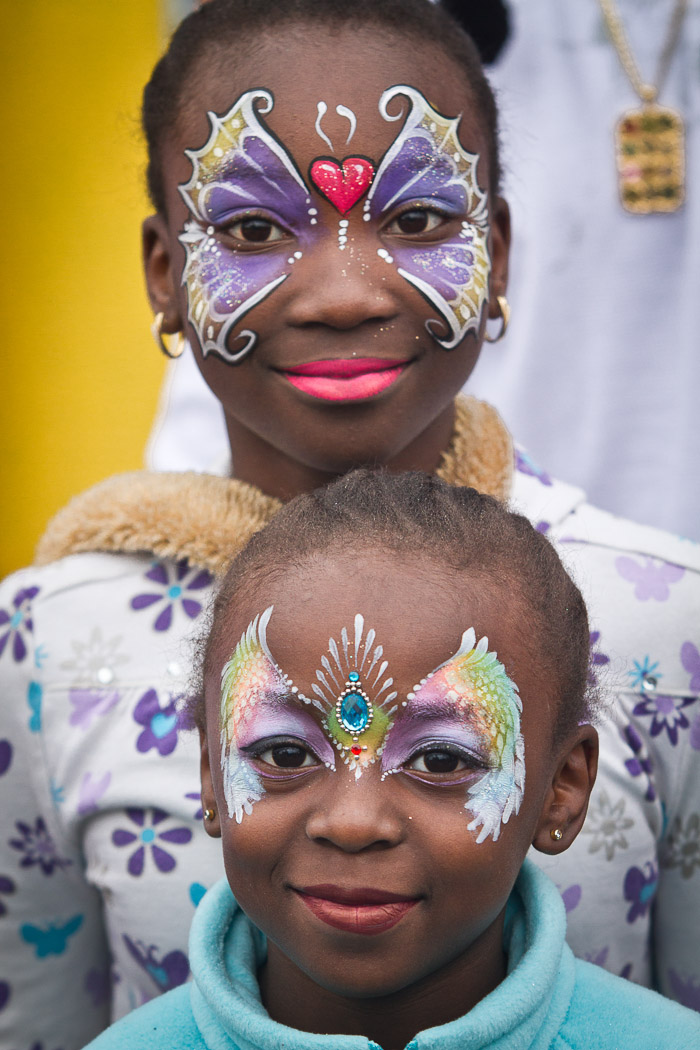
[339,691,370,733]
[348,671,360,682]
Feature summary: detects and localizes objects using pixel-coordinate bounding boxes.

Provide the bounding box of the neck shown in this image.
[259,916,506,1050]
[225,403,456,502]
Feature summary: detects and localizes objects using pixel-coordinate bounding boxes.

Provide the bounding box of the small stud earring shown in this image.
[203,808,216,823]
[550,828,563,842]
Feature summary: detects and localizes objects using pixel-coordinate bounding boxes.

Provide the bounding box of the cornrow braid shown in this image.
[142,0,501,214]
[191,471,595,743]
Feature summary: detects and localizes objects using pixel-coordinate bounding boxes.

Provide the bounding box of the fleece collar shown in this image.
[186,860,576,1050]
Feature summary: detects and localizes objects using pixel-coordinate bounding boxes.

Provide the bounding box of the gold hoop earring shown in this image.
[151,312,186,359]
[484,295,510,343]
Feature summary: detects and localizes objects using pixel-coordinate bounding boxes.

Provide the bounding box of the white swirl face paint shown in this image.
[366,85,491,348]
[178,90,313,364]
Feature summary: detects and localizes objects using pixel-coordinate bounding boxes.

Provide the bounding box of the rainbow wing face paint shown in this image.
[219,612,522,841]
[299,613,399,778]
[382,629,525,843]
[367,85,491,349]
[178,90,312,364]
[219,606,294,822]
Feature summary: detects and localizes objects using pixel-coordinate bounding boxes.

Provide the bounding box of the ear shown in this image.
[531,724,598,854]
[487,195,510,319]
[142,214,183,335]
[199,726,222,838]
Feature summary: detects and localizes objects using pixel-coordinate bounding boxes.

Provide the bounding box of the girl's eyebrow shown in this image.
[400,698,476,722]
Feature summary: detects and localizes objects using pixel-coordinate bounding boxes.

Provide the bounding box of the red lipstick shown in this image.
[281,358,408,401]
[295,884,419,935]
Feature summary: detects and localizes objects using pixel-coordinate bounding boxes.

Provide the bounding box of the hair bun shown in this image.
[438,0,511,65]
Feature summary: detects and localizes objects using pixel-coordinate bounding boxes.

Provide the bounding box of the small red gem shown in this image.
[351,746,362,757]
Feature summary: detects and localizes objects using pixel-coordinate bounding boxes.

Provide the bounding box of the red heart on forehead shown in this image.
[309,156,375,214]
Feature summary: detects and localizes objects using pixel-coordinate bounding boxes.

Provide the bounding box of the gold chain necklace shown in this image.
[598,0,688,213]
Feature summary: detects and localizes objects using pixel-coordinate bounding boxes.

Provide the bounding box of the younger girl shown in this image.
[85,471,700,1049]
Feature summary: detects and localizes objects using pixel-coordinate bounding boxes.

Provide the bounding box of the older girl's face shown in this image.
[200,551,596,1006]
[145,26,509,493]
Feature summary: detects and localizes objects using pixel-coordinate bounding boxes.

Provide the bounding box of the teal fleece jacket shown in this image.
[84,861,700,1049]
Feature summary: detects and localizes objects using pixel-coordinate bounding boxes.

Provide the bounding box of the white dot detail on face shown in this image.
[377,248,394,264]
[293,251,302,260]
[214,147,224,158]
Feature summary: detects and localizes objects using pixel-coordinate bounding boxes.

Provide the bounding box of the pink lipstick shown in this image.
[281,358,408,401]
[295,884,419,935]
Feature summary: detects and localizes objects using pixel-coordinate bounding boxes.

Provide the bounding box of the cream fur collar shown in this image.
[35,397,512,575]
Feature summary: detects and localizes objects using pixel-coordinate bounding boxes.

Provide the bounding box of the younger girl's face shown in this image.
[148,26,509,483]
[201,551,577,1000]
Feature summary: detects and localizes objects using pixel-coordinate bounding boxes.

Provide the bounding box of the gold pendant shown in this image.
[615,103,685,214]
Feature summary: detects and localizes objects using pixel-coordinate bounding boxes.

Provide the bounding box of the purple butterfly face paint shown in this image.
[179,90,317,364]
[179,84,491,367]
[366,85,491,348]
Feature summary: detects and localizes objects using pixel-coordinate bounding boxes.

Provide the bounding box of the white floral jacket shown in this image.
[0,451,698,1050]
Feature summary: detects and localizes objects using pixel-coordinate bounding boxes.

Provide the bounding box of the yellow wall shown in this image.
[1,2,167,578]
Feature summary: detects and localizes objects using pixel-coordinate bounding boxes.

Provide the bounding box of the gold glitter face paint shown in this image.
[365,85,491,348]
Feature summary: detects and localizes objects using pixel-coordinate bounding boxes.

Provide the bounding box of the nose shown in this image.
[305,768,404,853]
[286,230,399,331]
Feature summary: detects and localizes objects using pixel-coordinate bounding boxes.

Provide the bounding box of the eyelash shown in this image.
[212,210,291,250]
[400,740,489,781]
[383,203,457,239]
[242,736,321,776]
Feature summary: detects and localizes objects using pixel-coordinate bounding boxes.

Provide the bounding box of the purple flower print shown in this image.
[514,448,552,486]
[84,967,112,1007]
[9,817,71,875]
[561,884,581,913]
[0,740,12,777]
[112,808,192,876]
[620,723,656,802]
[681,641,700,693]
[185,791,203,821]
[633,690,694,746]
[77,771,111,816]
[588,631,610,687]
[123,934,189,992]
[584,946,609,968]
[667,969,700,1012]
[0,585,39,662]
[133,690,179,756]
[615,556,685,601]
[69,689,120,730]
[623,862,657,923]
[130,559,213,632]
[0,874,16,916]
